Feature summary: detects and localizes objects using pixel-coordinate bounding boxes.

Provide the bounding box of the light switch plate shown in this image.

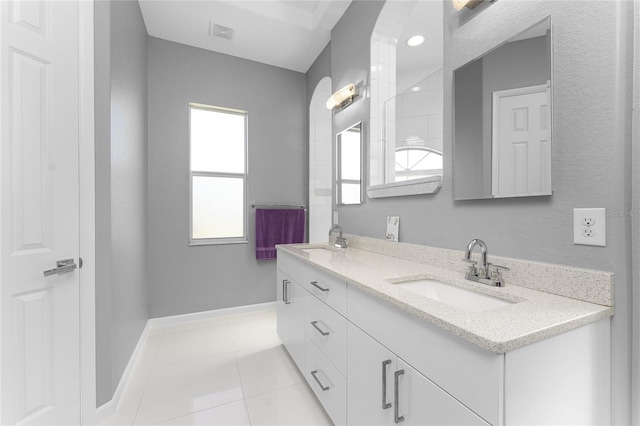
[386,216,399,242]
[333,211,339,225]
[573,208,606,247]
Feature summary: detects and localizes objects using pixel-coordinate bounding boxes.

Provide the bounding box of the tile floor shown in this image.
[100,308,332,425]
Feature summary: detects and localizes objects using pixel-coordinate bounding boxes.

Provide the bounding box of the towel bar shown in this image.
[251,203,307,210]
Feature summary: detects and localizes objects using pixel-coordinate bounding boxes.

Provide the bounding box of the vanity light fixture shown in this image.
[326,83,358,110]
[452,0,486,11]
[406,35,425,47]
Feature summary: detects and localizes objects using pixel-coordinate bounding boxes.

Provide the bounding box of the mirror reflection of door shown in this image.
[492,83,551,197]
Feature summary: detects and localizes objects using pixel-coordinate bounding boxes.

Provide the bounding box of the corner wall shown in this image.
[95,0,149,406]
[330,0,633,422]
[146,38,306,317]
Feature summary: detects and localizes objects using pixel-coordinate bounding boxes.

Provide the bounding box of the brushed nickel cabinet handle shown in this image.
[382,360,392,409]
[310,281,330,292]
[394,369,405,423]
[310,370,330,391]
[283,279,291,304]
[310,321,330,336]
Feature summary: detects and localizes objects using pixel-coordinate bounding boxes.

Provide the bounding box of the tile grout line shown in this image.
[233,351,254,426]
[146,398,248,426]
[123,309,289,425]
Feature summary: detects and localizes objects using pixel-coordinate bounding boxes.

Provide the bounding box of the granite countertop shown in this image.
[277,243,614,354]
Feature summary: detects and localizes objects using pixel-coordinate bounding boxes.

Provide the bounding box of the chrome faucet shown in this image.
[329,224,347,249]
[462,239,509,287]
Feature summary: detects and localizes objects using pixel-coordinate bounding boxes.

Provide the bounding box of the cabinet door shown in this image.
[347,323,397,426]
[396,359,489,426]
[287,281,309,369]
[276,269,291,346]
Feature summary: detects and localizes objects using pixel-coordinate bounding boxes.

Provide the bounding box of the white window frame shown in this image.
[188,103,248,246]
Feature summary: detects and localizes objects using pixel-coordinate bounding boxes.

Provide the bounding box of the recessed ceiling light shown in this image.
[406,35,425,47]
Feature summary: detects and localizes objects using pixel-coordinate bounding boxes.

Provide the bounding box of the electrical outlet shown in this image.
[574,208,606,247]
[582,228,595,238]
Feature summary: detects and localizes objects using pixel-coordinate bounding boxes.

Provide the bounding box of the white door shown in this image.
[1,1,82,424]
[347,322,397,426]
[492,84,551,198]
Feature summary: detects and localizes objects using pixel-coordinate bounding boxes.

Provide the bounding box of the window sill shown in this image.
[189,239,249,247]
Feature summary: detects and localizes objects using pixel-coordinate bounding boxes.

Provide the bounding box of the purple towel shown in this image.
[255,208,305,260]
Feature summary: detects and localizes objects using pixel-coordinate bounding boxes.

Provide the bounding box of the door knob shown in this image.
[43,258,77,277]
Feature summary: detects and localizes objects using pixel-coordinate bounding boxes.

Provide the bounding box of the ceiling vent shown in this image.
[209,22,234,40]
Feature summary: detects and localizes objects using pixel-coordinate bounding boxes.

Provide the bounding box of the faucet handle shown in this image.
[461,258,478,275]
[487,263,509,286]
[487,263,510,272]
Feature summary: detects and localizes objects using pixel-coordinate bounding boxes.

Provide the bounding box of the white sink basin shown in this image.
[393,279,513,312]
[301,247,344,261]
[302,247,338,254]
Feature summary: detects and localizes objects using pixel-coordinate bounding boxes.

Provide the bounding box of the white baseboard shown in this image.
[94,301,277,423]
[95,320,152,423]
[147,301,277,328]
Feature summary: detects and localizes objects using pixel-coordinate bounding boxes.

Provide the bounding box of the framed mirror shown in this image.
[453,17,552,200]
[336,122,362,205]
[367,0,444,199]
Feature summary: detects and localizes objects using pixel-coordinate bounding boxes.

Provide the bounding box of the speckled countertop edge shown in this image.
[276,243,614,354]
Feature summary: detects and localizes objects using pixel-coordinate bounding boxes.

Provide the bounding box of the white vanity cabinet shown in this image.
[277,249,611,426]
[278,251,348,425]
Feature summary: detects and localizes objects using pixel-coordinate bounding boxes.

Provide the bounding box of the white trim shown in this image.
[95,302,277,423]
[78,1,96,425]
[148,301,277,328]
[367,175,442,198]
[632,0,640,423]
[188,104,249,245]
[95,322,153,424]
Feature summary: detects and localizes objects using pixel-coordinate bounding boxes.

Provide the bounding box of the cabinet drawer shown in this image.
[277,250,305,285]
[305,295,347,377]
[304,266,347,316]
[305,336,347,426]
[348,286,502,426]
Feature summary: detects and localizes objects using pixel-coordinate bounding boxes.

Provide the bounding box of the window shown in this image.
[189,103,248,244]
[336,122,362,205]
[394,146,443,182]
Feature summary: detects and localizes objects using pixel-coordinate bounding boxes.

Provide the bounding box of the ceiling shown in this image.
[396,0,443,89]
[138,0,352,73]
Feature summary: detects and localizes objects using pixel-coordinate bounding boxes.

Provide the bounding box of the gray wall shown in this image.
[94,0,112,407]
[331,0,632,423]
[306,43,332,108]
[147,38,306,317]
[453,58,483,199]
[95,0,149,407]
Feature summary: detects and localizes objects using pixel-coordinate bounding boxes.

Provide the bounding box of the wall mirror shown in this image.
[453,17,552,200]
[367,0,444,199]
[336,122,362,205]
